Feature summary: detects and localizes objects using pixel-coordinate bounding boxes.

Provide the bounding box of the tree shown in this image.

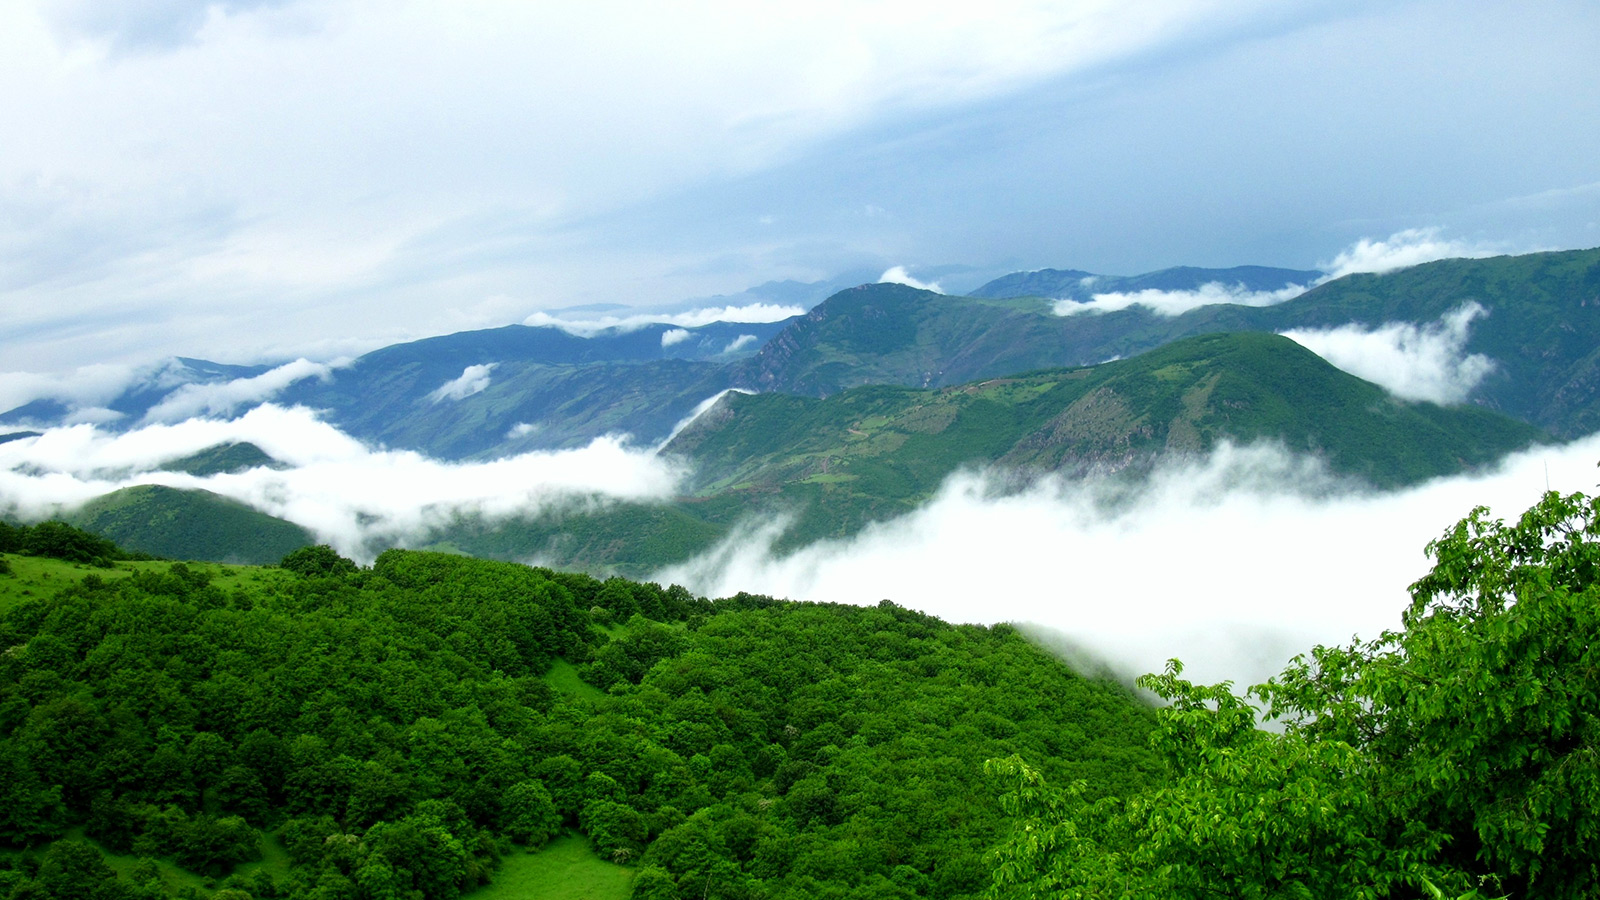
[501,780,561,848]
[989,489,1600,899]
[22,521,118,566]
[279,544,358,578]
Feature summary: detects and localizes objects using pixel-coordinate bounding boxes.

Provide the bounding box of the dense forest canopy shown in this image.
[0,528,1157,899]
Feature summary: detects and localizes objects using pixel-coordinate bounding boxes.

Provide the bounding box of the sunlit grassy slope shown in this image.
[469,835,632,900]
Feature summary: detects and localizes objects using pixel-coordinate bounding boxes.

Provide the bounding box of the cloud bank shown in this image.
[1054,281,1309,317]
[878,266,944,293]
[0,363,141,418]
[656,435,1600,689]
[1321,228,1504,279]
[1281,303,1494,404]
[144,358,334,421]
[0,404,684,559]
[522,303,804,336]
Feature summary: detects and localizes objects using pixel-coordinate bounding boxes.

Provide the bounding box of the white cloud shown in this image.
[506,421,540,439]
[63,406,125,425]
[878,265,943,293]
[522,303,805,336]
[660,328,692,347]
[1054,281,1308,317]
[143,357,334,421]
[722,334,759,354]
[0,362,141,415]
[1320,228,1504,279]
[427,363,497,403]
[0,404,685,559]
[656,388,755,451]
[1280,303,1494,404]
[656,436,1596,689]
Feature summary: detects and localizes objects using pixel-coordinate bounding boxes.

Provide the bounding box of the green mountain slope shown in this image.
[292,358,731,458]
[969,264,1323,301]
[158,441,282,476]
[733,248,1600,437]
[66,484,314,564]
[674,332,1546,546]
[731,284,1070,396]
[1243,248,1600,436]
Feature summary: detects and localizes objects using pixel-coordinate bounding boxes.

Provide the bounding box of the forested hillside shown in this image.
[0,527,1159,900]
[671,332,1544,547]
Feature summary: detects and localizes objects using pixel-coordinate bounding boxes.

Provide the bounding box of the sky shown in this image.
[2,0,1599,374]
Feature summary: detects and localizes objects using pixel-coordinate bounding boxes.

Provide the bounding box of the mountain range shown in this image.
[5,249,1598,570]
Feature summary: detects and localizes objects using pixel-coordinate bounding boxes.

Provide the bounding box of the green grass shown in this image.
[0,555,294,616]
[469,834,632,900]
[206,564,293,596]
[0,554,166,614]
[231,830,294,885]
[542,659,607,703]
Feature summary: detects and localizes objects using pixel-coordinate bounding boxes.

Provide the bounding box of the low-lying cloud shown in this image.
[656,388,755,451]
[428,364,497,403]
[655,435,1600,689]
[0,404,684,560]
[660,328,692,347]
[145,358,335,421]
[1321,227,1503,279]
[878,266,944,293]
[522,303,804,336]
[0,362,141,419]
[1054,281,1309,317]
[1281,303,1494,404]
[1045,229,1512,320]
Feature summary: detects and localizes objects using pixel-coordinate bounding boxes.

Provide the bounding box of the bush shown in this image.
[279,544,358,578]
[22,521,119,566]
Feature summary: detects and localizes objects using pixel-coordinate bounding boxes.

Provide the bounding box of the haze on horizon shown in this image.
[2,0,1598,374]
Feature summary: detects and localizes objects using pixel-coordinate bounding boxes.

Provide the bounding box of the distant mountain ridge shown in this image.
[734,249,1600,437]
[970,264,1324,301]
[8,250,1599,458]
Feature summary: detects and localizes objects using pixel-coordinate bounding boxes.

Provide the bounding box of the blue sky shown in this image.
[3,0,1598,372]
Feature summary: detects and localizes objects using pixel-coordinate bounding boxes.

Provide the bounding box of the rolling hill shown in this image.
[66,484,314,564]
[667,331,1547,548]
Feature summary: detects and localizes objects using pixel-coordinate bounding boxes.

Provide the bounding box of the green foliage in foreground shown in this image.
[0,542,1159,899]
[989,489,1600,899]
